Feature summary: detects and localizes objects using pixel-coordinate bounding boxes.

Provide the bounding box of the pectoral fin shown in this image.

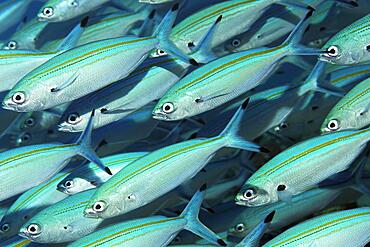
[51,70,79,93]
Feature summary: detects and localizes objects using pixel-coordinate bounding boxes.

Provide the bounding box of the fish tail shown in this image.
[137,9,156,37]
[219,98,267,153]
[75,110,112,175]
[299,61,345,97]
[238,211,275,247]
[153,4,194,63]
[57,16,89,51]
[283,8,327,56]
[190,15,223,63]
[180,185,226,246]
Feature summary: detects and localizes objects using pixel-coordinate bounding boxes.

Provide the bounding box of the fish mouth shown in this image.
[84,208,101,219]
[18,230,40,240]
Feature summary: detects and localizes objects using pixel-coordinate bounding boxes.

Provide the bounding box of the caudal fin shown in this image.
[189,15,222,63]
[236,211,275,247]
[181,185,226,246]
[298,60,345,97]
[282,8,329,56]
[75,110,112,175]
[153,4,194,63]
[57,16,89,51]
[219,98,269,153]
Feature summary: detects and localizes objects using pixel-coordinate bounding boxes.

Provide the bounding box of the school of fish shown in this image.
[0,0,369,246]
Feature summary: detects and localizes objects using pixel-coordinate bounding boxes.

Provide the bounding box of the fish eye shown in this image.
[1,223,10,232]
[42,7,54,17]
[277,184,287,191]
[280,122,288,129]
[21,133,31,142]
[12,92,26,104]
[162,102,174,113]
[326,45,339,57]
[67,113,80,125]
[243,188,255,199]
[231,38,241,47]
[327,119,339,130]
[70,0,78,6]
[24,117,35,127]
[27,224,40,235]
[156,49,167,56]
[93,201,106,212]
[64,180,74,188]
[127,193,136,201]
[7,41,17,50]
[235,223,245,232]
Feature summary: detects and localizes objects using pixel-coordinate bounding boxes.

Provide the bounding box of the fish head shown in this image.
[20,215,76,243]
[19,219,44,242]
[84,189,139,219]
[0,215,26,241]
[57,177,97,195]
[228,222,250,238]
[58,110,89,132]
[321,109,362,134]
[38,0,78,22]
[235,184,272,207]
[3,81,47,112]
[320,38,367,65]
[152,93,196,121]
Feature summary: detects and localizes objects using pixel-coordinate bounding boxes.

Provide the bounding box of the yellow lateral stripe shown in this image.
[331,69,370,85]
[259,128,370,177]
[0,51,55,59]
[110,136,223,189]
[349,23,370,35]
[174,0,257,36]
[14,239,31,247]
[30,37,155,80]
[0,143,78,166]
[176,45,284,92]
[272,211,370,246]
[340,87,370,109]
[84,217,181,247]
[13,172,68,211]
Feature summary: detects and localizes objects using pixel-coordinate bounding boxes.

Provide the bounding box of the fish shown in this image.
[68,187,226,247]
[262,207,370,247]
[229,154,369,238]
[0,171,70,241]
[321,77,370,133]
[320,13,370,65]
[38,0,110,22]
[83,98,265,219]
[0,110,109,202]
[3,18,48,50]
[0,17,88,93]
[196,60,344,140]
[57,152,148,195]
[3,4,192,112]
[152,8,328,121]
[19,189,103,243]
[57,14,222,132]
[235,126,370,207]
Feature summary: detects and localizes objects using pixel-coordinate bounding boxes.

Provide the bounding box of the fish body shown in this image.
[236,127,370,206]
[263,207,370,247]
[83,99,263,219]
[69,189,223,247]
[4,5,189,112]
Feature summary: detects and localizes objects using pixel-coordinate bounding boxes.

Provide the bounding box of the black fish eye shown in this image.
[277,184,286,191]
[1,223,9,232]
